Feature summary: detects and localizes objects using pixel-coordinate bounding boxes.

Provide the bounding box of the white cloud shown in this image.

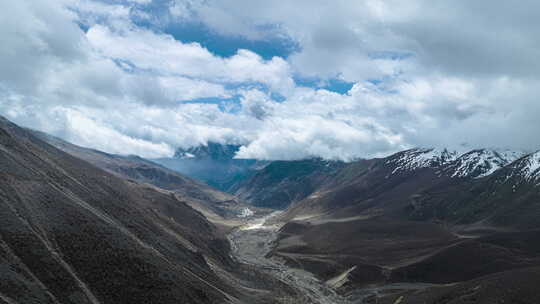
[128,0,152,4]
[86,25,294,95]
[2,0,540,161]
[169,0,540,80]
[63,108,175,158]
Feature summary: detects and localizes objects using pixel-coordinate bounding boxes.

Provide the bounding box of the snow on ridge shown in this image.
[387,147,526,178]
[387,148,460,174]
[182,152,195,159]
[447,149,526,178]
[515,151,540,181]
[238,208,254,218]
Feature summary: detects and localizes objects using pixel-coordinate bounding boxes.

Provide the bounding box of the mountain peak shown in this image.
[174,142,241,160]
[385,147,527,178]
[504,150,540,182]
[386,148,460,174]
[442,148,526,178]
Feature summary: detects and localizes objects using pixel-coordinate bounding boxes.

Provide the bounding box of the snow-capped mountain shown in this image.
[386,148,460,174]
[174,142,242,160]
[442,149,526,178]
[499,151,540,183]
[386,147,527,179]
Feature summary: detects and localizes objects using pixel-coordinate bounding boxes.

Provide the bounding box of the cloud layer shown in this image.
[1,0,540,160]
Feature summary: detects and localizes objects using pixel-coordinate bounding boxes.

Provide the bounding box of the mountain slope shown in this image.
[440,149,524,178]
[0,117,244,303]
[270,147,540,296]
[379,267,540,304]
[409,151,540,229]
[284,148,529,224]
[234,159,346,209]
[31,131,248,220]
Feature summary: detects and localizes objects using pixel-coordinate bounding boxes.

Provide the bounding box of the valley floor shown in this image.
[228,212,347,304]
[227,213,442,304]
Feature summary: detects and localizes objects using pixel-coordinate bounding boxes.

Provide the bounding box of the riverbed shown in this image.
[228,212,347,304]
[227,212,441,304]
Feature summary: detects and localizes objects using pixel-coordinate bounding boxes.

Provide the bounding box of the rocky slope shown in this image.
[32,131,249,220]
[284,148,529,222]
[268,147,540,301]
[378,267,540,304]
[0,117,296,304]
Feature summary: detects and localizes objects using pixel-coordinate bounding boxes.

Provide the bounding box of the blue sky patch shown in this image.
[182,96,242,113]
[368,51,413,61]
[295,76,354,94]
[163,22,298,60]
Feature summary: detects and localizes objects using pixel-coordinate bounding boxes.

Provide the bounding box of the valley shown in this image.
[222,146,540,303]
[5,1,540,303]
[228,211,347,304]
[2,116,540,303]
[228,212,454,304]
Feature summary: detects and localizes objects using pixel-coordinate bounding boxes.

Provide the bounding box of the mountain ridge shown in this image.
[262,146,540,302]
[30,130,250,220]
[0,116,235,303]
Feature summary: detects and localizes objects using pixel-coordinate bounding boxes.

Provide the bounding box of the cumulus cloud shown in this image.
[1,0,540,160]
[86,25,294,95]
[171,0,540,80]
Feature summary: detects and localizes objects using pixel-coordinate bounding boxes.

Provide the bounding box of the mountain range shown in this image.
[3,115,540,303]
[260,147,540,302]
[150,141,540,302]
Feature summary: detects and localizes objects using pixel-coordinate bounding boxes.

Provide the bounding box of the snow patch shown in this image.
[447,149,525,178]
[518,151,540,181]
[387,148,526,178]
[238,208,254,218]
[387,148,459,174]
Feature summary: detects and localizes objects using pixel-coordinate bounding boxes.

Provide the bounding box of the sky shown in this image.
[1,0,540,160]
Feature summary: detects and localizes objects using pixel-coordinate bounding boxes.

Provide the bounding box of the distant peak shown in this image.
[386,148,460,174]
[386,147,527,178]
[443,148,526,178]
[174,142,241,160]
[504,150,540,182]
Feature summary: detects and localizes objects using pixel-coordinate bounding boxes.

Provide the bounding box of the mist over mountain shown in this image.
[175,142,242,160]
[153,142,268,192]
